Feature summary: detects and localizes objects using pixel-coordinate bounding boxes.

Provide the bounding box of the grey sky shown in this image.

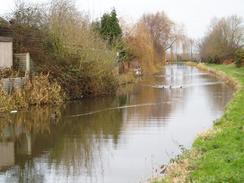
[0,0,244,39]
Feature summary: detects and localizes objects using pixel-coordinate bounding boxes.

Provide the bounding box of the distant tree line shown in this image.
[92,8,187,72]
[199,16,244,67]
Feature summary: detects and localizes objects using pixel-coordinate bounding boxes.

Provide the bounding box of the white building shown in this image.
[0,36,13,68]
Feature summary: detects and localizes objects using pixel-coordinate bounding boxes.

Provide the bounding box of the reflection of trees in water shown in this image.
[124,64,233,128]
[198,84,233,112]
[126,75,176,126]
[0,106,62,182]
[4,160,45,183]
[125,87,182,127]
[0,99,124,180]
[0,106,62,139]
[48,108,123,177]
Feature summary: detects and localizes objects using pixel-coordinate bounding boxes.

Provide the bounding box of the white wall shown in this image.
[0,41,13,68]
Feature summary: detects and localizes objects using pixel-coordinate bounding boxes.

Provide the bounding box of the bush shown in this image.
[0,68,24,78]
[5,0,119,100]
[0,89,16,112]
[23,74,64,105]
[235,49,244,67]
[37,60,118,99]
[0,74,64,112]
[204,56,221,64]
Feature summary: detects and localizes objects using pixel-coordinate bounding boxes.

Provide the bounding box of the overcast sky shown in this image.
[0,0,244,39]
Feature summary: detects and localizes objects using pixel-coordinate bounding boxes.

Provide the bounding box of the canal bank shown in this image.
[154,63,244,183]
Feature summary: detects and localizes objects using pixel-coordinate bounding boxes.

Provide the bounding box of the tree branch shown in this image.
[163,38,177,51]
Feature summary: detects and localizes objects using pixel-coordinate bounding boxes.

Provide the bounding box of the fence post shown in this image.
[25,52,30,78]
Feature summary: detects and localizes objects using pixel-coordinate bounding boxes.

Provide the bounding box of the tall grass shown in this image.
[0,74,64,112]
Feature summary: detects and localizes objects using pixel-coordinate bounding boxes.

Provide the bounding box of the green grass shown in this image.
[207,64,244,86]
[189,64,244,182]
[159,64,244,183]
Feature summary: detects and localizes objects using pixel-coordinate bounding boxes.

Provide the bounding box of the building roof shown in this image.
[0,17,12,37]
[0,27,12,37]
[0,36,13,42]
[0,17,9,27]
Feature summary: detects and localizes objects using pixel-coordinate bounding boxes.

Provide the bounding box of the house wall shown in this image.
[0,41,13,68]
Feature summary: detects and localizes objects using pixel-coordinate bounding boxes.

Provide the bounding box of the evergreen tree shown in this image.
[100,9,122,44]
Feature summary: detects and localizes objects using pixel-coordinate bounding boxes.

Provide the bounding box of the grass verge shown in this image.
[154,63,244,183]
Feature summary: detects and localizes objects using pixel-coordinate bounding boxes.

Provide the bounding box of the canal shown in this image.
[0,64,234,183]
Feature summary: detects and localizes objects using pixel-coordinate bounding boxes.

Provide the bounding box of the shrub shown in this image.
[235,49,244,67]
[0,68,23,78]
[6,0,119,100]
[0,89,16,112]
[23,74,64,105]
[204,56,221,64]
[0,74,64,112]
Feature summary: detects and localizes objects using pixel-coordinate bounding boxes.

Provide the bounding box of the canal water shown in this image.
[0,64,234,183]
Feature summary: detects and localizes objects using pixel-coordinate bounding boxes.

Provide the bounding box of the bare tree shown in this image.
[199,15,244,62]
[12,0,48,27]
[141,11,176,62]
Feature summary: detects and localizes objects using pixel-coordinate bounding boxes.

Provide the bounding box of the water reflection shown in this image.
[0,64,234,183]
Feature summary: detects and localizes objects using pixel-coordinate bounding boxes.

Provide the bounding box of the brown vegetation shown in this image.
[125,11,188,73]
[142,12,176,63]
[126,22,160,73]
[3,0,118,100]
[199,16,244,65]
[0,74,64,112]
